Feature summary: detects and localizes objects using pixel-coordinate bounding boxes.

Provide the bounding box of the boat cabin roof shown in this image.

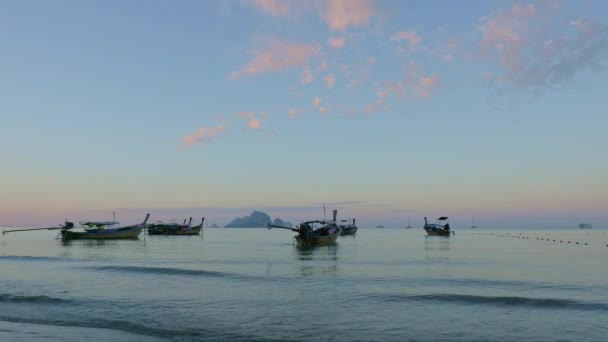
[79,221,119,227]
[152,221,183,226]
[438,217,449,220]
[302,220,335,225]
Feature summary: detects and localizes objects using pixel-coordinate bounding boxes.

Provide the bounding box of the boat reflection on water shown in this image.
[293,244,339,277]
[59,238,144,249]
[424,236,450,261]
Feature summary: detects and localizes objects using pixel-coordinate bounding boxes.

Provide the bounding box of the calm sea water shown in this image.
[1,228,607,341]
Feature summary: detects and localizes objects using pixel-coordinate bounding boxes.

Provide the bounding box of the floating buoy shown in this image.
[576,242,579,245]
[584,243,588,246]
[568,241,571,243]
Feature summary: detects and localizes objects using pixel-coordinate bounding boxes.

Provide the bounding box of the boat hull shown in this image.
[295,234,339,247]
[61,226,143,240]
[340,227,358,236]
[424,227,451,237]
[148,226,202,236]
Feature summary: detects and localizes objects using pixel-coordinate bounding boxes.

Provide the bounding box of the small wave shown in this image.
[0,255,72,262]
[87,265,276,284]
[378,293,608,311]
[0,294,72,304]
[0,315,285,341]
[0,316,209,339]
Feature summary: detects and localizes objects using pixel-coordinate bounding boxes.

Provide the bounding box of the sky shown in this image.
[1,0,607,228]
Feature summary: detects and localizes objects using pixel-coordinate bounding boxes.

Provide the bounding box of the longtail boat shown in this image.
[268,210,340,247]
[147,217,204,236]
[423,216,453,236]
[60,214,150,240]
[339,218,358,236]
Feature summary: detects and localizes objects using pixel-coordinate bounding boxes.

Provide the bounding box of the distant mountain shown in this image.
[211,224,219,228]
[224,211,292,228]
[273,218,293,228]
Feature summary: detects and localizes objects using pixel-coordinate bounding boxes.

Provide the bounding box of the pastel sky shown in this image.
[1,0,607,228]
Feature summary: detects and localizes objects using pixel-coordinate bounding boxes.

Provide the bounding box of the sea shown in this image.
[1,228,607,341]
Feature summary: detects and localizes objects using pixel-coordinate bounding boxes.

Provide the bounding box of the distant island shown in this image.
[210,224,219,228]
[224,211,293,228]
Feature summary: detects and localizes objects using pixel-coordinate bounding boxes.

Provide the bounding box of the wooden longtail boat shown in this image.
[339,218,358,236]
[147,217,204,236]
[269,210,340,247]
[61,214,150,240]
[423,216,453,237]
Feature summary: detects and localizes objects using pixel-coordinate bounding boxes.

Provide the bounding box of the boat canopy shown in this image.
[79,221,119,227]
[303,220,336,225]
[438,217,449,220]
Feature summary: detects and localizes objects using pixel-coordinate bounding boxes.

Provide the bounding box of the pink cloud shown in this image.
[375,61,441,101]
[478,3,608,93]
[288,108,300,118]
[183,125,226,147]
[248,119,261,129]
[367,56,377,64]
[338,62,369,88]
[247,0,291,16]
[313,96,322,107]
[327,36,345,48]
[245,0,376,32]
[316,60,328,71]
[414,74,440,98]
[382,80,406,98]
[229,39,321,79]
[238,111,256,119]
[300,66,315,84]
[318,106,329,114]
[322,0,376,32]
[390,31,422,47]
[325,73,335,88]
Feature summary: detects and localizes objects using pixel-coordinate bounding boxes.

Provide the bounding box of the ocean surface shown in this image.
[1,228,607,341]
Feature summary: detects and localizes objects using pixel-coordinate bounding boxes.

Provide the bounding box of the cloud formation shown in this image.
[183,125,226,147]
[325,73,335,88]
[249,0,291,16]
[248,119,261,129]
[229,39,321,79]
[323,0,376,31]
[313,96,322,107]
[390,30,422,47]
[374,62,441,101]
[327,36,346,48]
[478,2,608,93]
[245,0,376,32]
[288,108,300,118]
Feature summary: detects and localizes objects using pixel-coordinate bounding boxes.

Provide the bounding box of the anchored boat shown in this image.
[339,218,358,236]
[2,214,150,240]
[423,216,453,236]
[61,214,150,240]
[268,210,340,247]
[148,217,204,235]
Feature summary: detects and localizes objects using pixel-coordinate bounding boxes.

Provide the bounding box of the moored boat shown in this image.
[61,214,150,240]
[423,216,453,236]
[339,218,358,236]
[268,210,340,247]
[148,217,204,235]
